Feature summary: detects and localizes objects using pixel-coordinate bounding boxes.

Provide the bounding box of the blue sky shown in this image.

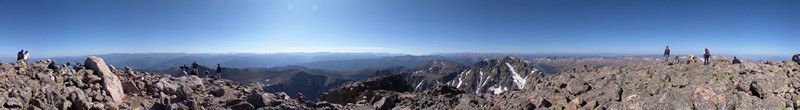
[0,0,797,57]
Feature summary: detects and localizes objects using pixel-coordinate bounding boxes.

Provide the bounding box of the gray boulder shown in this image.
[84,56,125,107]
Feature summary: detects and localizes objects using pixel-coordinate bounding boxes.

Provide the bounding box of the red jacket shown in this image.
[704,49,710,55]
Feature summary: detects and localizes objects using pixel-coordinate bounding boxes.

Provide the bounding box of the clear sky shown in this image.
[0,0,797,57]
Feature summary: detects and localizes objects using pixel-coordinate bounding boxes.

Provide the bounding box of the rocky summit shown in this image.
[0,56,799,109]
[0,56,327,110]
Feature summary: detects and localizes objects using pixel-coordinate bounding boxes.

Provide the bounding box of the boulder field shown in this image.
[0,56,797,109]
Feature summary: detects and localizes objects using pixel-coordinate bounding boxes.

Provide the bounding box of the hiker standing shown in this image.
[16,50,24,61]
[23,50,29,61]
[664,46,670,62]
[192,60,199,69]
[216,63,222,78]
[704,48,711,65]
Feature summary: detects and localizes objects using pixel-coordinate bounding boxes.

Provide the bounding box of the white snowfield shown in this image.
[505,63,528,89]
[455,70,471,89]
[475,71,493,94]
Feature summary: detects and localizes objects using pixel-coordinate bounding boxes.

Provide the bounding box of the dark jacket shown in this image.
[16,50,23,60]
[192,62,199,69]
[216,65,222,73]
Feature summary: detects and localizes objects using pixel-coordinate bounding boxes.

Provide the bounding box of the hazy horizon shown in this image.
[0,0,797,57]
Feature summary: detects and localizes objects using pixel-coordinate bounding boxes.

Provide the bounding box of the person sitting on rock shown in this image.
[204,70,209,77]
[793,54,800,65]
[674,56,680,63]
[180,64,189,76]
[73,63,84,70]
[47,60,60,70]
[732,56,742,64]
[688,55,696,64]
[297,93,306,103]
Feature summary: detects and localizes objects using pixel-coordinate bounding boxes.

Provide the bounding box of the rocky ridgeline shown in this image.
[447,56,541,95]
[0,56,334,110]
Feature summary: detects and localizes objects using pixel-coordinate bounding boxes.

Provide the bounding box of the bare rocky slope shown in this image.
[0,56,798,109]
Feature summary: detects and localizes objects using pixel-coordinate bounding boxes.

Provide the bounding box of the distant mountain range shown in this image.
[2,52,789,71]
[12,52,760,101]
[36,52,406,70]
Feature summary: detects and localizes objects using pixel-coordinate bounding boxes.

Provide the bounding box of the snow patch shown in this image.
[488,85,507,95]
[505,63,528,89]
[456,77,463,88]
[415,80,425,91]
[455,70,473,89]
[476,71,493,94]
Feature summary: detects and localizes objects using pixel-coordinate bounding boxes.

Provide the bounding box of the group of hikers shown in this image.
[179,60,224,78]
[12,50,83,71]
[663,46,800,65]
[16,49,29,62]
[663,46,714,65]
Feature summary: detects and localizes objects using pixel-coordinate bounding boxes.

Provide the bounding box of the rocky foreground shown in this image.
[0,57,325,110]
[0,56,799,110]
[517,57,800,109]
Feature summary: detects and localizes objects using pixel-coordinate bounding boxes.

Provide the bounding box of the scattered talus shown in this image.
[318,57,800,109]
[517,57,800,109]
